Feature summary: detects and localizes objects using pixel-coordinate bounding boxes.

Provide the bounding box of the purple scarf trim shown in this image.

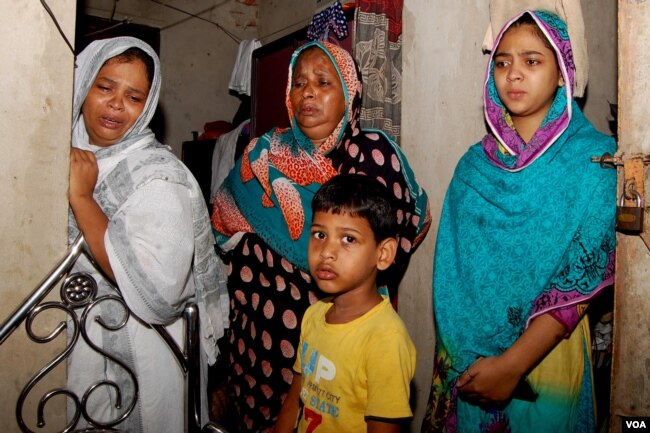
[482,10,575,172]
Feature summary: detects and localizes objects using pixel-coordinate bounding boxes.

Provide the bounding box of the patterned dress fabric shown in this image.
[212,40,430,433]
[354,0,403,142]
[421,10,616,433]
[307,1,349,41]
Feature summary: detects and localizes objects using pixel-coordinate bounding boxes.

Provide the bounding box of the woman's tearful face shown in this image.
[82,57,150,147]
[289,47,346,147]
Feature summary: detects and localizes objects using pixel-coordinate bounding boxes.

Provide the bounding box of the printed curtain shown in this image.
[354,0,403,143]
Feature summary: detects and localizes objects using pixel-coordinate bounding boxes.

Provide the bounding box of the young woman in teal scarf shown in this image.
[422,10,615,433]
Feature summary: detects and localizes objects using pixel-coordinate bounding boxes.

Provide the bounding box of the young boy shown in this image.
[274,173,416,433]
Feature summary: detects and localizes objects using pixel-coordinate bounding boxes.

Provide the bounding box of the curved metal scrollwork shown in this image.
[4,236,139,432]
[18,302,80,433]
[77,294,138,429]
[1,234,229,433]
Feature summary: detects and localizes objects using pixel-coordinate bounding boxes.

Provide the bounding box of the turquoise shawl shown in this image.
[433,10,616,375]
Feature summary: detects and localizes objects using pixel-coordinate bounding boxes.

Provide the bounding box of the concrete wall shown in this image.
[0,1,76,431]
[401,0,491,426]
[257,0,315,44]
[82,0,258,156]
[583,0,618,135]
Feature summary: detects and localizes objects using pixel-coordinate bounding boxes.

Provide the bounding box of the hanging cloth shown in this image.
[228,39,261,96]
[307,1,350,41]
[354,0,403,143]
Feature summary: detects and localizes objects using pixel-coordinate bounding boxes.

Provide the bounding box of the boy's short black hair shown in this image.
[312,174,398,242]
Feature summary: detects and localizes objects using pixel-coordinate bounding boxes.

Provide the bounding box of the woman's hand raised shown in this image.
[69,148,98,201]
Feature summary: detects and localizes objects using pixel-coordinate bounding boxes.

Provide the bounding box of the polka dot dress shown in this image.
[222,233,321,433]
[306,1,349,41]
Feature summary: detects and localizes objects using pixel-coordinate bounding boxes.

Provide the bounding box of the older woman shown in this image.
[67,37,228,432]
[211,40,430,433]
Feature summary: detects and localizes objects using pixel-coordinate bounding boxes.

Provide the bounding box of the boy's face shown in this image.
[308,210,395,297]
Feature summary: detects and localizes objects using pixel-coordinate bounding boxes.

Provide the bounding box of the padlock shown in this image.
[616,190,644,233]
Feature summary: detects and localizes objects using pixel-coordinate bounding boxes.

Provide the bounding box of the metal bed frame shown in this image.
[0,235,229,433]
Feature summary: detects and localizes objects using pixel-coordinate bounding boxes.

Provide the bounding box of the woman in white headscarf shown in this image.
[67,36,228,432]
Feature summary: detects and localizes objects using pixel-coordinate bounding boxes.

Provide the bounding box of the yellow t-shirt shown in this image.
[294,297,416,432]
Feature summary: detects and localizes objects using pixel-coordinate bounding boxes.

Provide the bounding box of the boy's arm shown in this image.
[274,373,302,433]
[367,419,402,433]
[69,148,115,281]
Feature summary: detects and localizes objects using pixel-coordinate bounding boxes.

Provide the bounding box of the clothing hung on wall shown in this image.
[229,39,261,96]
[354,0,403,142]
[210,119,250,203]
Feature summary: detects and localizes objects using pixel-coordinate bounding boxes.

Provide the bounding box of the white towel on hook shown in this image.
[228,39,261,96]
[210,119,250,202]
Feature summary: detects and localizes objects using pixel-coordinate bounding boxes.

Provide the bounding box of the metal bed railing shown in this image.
[0,235,228,433]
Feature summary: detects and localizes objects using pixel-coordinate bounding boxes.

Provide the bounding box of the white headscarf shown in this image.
[72,36,161,154]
